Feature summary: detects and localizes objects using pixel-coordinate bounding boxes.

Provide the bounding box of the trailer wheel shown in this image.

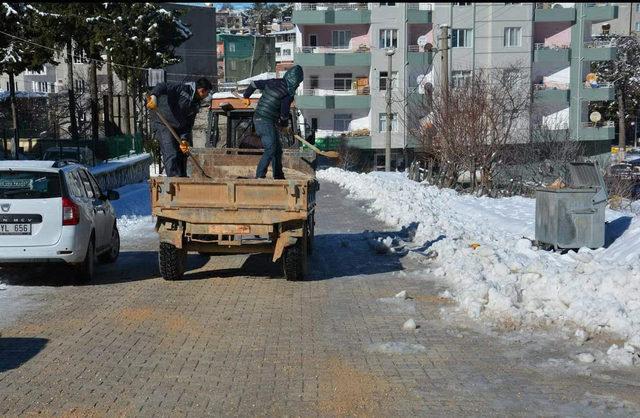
[283,237,308,281]
[159,242,186,281]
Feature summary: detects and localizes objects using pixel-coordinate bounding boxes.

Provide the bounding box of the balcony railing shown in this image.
[408,45,422,52]
[584,81,613,88]
[583,121,614,128]
[534,83,569,91]
[300,87,370,96]
[407,3,433,10]
[295,3,371,11]
[534,43,570,50]
[584,39,617,48]
[297,45,371,54]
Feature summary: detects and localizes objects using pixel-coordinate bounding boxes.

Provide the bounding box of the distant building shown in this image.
[220,34,276,83]
[216,8,245,34]
[269,29,296,77]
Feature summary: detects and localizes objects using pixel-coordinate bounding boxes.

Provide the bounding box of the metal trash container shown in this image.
[535,161,608,249]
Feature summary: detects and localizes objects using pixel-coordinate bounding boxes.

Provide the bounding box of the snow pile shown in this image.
[112,181,155,243]
[318,168,640,356]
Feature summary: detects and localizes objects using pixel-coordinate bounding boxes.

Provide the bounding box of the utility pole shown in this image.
[439,24,449,92]
[385,48,396,172]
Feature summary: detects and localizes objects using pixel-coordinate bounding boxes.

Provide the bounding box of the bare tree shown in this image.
[405,65,531,195]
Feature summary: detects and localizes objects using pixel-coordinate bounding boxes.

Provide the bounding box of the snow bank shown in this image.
[318,168,640,353]
[112,181,156,244]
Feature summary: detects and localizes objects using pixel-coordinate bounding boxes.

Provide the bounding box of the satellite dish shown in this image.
[586,73,598,83]
[590,111,602,123]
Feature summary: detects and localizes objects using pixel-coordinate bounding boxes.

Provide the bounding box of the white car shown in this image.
[0,160,120,281]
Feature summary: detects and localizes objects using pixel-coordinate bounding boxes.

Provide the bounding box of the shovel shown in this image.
[151,109,211,179]
[293,134,339,158]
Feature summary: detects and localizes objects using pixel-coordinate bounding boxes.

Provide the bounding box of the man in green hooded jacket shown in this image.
[242,65,303,179]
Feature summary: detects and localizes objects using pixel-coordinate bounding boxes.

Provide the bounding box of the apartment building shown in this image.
[292,2,620,168]
[596,2,640,35]
[269,29,296,77]
[292,2,432,169]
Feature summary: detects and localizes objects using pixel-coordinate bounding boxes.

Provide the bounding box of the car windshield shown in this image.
[0,171,62,199]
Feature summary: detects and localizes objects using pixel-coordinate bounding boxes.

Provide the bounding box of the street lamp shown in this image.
[385,47,395,172]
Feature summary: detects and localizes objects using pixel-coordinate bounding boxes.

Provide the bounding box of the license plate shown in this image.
[0,223,31,235]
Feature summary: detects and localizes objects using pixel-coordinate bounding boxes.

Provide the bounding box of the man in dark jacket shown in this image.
[146,77,212,177]
[242,65,303,179]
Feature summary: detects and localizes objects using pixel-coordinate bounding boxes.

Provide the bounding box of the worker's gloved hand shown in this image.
[241,98,251,107]
[146,95,157,110]
[278,117,289,128]
[179,140,190,154]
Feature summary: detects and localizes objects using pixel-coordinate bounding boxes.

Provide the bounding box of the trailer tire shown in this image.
[282,237,307,281]
[159,242,186,281]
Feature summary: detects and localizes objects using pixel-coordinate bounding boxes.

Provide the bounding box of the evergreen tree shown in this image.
[0,3,55,158]
[100,3,192,135]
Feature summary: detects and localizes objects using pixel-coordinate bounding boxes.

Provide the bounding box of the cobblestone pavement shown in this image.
[1,181,640,417]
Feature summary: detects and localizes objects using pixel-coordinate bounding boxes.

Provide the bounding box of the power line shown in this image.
[0,29,221,80]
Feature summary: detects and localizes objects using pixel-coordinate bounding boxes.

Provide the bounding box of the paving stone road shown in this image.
[1,181,639,417]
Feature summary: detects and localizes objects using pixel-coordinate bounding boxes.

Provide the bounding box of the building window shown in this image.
[283,48,291,56]
[332,30,351,49]
[379,113,398,132]
[501,68,520,85]
[73,50,88,64]
[379,29,398,49]
[230,60,237,70]
[309,34,318,47]
[311,118,318,131]
[276,47,281,57]
[453,2,471,5]
[74,79,86,92]
[379,71,398,91]
[32,81,49,93]
[451,70,471,88]
[637,4,640,12]
[636,21,640,32]
[452,29,472,48]
[228,42,236,52]
[334,114,352,132]
[504,27,521,47]
[25,67,47,76]
[380,2,396,5]
[310,75,319,89]
[334,73,353,91]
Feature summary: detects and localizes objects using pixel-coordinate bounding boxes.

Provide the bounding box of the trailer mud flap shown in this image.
[156,219,184,248]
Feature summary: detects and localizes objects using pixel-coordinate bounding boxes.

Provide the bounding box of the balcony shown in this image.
[407,3,432,24]
[585,3,618,22]
[292,3,371,25]
[581,82,615,101]
[533,43,570,62]
[583,39,617,61]
[581,121,615,141]
[533,4,576,22]
[408,46,433,68]
[294,46,371,67]
[533,84,570,103]
[295,89,371,109]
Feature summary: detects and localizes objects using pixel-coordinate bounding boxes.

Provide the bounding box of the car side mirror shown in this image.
[106,190,119,201]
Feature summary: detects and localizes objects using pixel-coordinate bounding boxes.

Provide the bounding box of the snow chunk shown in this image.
[402,318,417,330]
[606,344,636,367]
[577,353,596,363]
[367,342,426,354]
[395,290,408,299]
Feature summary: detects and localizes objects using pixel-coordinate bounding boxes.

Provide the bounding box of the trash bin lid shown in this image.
[568,161,608,202]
